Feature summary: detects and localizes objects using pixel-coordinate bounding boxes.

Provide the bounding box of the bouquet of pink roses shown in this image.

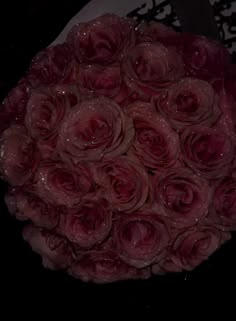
[1,14,236,283]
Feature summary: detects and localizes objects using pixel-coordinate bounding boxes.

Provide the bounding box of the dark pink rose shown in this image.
[154,78,220,128]
[67,14,135,64]
[122,42,184,97]
[23,224,72,270]
[181,125,234,179]
[213,178,236,230]
[225,66,236,105]
[78,64,123,99]
[92,155,149,213]
[58,97,134,162]
[0,126,38,185]
[0,107,12,136]
[137,21,180,47]
[1,78,30,126]
[151,168,211,228]
[152,257,183,274]
[25,85,80,159]
[167,226,231,271]
[182,34,231,79]
[5,187,59,229]
[216,89,236,143]
[126,102,179,170]
[37,134,59,161]
[25,86,70,139]
[70,249,150,283]
[27,43,74,87]
[59,199,112,248]
[115,213,169,268]
[35,161,97,207]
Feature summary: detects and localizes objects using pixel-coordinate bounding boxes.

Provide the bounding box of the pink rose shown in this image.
[152,257,183,274]
[27,43,74,87]
[154,78,220,128]
[225,66,236,107]
[70,249,150,283]
[115,213,169,268]
[137,21,180,47]
[23,224,72,270]
[181,34,231,79]
[37,134,59,161]
[1,78,30,126]
[151,168,211,228]
[58,97,134,162]
[67,14,135,64]
[165,226,231,271]
[213,178,236,230]
[35,161,97,206]
[181,125,234,179]
[78,64,123,99]
[0,126,38,185]
[92,155,149,213]
[59,199,112,248]
[0,107,12,136]
[5,187,59,229]
[25,86,70,140]
[25,85,80,159]
[125,102,179,170]
[216,89,236,143]
[122,42,183,97]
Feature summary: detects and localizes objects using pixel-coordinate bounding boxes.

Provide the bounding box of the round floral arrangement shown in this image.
[1,14,236,283]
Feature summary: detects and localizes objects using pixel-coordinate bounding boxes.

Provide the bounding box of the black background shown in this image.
[0,0,236,313]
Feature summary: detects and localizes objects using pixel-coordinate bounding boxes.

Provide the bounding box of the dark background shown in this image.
[0,0,236,313]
